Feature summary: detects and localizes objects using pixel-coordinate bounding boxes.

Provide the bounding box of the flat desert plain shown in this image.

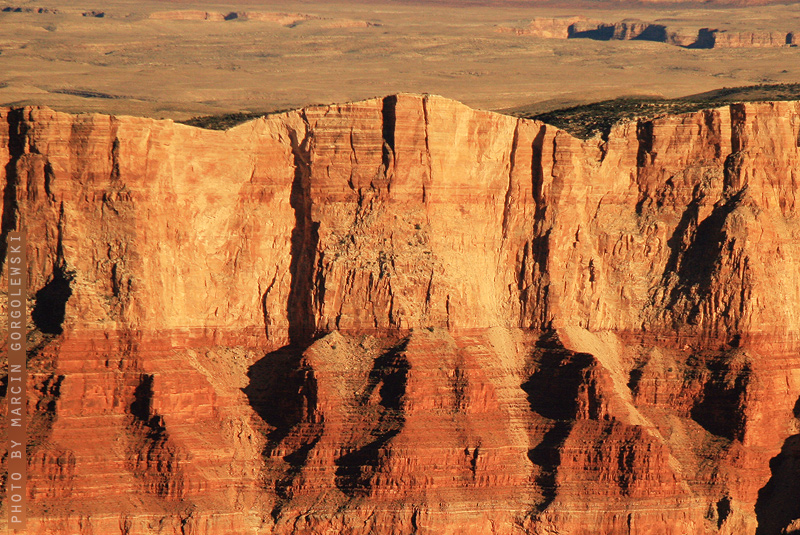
[1,0,800,120]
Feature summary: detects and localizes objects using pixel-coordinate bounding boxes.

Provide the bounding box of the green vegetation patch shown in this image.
[515,83,800,140]
[179,111,274,130]
[179,108,298,130]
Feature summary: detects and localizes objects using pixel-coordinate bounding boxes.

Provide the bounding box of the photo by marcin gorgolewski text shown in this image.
[7,231,26,529]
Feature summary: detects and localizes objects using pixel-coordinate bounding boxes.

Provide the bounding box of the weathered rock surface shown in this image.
[1,95,800,534]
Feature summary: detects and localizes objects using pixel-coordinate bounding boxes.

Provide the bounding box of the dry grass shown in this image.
[0,0,799,120]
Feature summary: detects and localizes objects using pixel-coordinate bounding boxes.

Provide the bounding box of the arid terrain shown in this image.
[2,1,800,535]
[1,0,800,119]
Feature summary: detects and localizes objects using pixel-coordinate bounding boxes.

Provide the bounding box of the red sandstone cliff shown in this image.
[1,95,800,534]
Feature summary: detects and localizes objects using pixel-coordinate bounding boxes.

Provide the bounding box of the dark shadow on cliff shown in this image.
[690,355,748,442]
[245,116,327,513]
[243,341,320,508]
[287,111,319,342]
[243,343,315,447]
[631,25,668,42]
[335,338,409,496]
[522,332,593,512]
[126,373,183,498]
[656,189,743,325]
[0,109,25,273]
[31,265,74,335]
[568,26,615,40]
[755,397,800,535]
[687,29,717,49]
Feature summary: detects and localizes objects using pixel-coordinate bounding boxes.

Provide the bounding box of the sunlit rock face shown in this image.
[2,96,800,534]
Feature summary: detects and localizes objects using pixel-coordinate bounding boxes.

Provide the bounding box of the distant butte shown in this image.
[500,17,799,48]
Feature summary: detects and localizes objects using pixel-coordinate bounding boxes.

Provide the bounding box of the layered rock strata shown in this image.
[502,17,799,48]
[1,95,800,534]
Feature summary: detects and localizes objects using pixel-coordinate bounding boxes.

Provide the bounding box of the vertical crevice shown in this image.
[636,119,654,169]
[1,108,26,272]
[501,121,520,242]
[260,271,278,339]
[287,114,319,344]
[381,95,397,172]
[421,96,432,207]
[729,103,747,154]
[523,125,552,330]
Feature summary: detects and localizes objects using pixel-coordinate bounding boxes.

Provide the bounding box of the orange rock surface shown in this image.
[1,95,800,534]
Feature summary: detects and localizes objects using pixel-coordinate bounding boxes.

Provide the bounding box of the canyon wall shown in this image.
[501,18,799,49]
[1,95,800,534]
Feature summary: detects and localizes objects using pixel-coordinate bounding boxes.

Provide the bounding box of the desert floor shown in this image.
[1,0,799,119]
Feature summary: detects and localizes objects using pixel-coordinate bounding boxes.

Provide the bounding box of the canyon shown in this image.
[1,95,800,534]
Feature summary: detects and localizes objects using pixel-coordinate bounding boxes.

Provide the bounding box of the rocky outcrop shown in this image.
[1,95,800,534]
[0,6,58,14]
[710,30,794,47]
[503,17,798,49]
[497,16,585,39]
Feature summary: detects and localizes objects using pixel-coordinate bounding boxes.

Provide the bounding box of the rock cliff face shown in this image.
[502,18,798,49]
[1,95,800,534]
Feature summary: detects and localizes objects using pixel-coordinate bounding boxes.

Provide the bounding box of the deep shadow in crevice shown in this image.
[522,335,593,512]
[522,343,592,421]
[755,397,800,535]
[631,25,668,42]
[335,339,409,496]
[286,114,320,344]
[0,109,26,272]
[656,189,744,323]
[716,495,732,529]
[243,343,315,447]
[381,95,397,171]
[243,341,320,508]
[31,265,74,335]
[627,363,645,394]
[130,374,167,440]
[527,423,571,512]
[126,373,181,498]
[690,357,749,441]
[688,28,717,49]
